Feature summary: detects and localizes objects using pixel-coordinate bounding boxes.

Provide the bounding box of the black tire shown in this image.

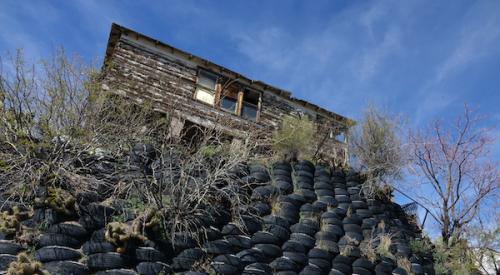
[282,194,307,207]
[251,185,279,201]
[273,168,292,177]
[264,224,290,243]
[236,248,265,265]
[307,248,331,261]
[204,239,234,255]
[315,231,338,242]
[352,266,372,275]
[204,226,223,242]
[351,200,368,209]
[212,254,243,270]
[350,193,362,201]
[33,246,82,263]
[282,240,306,253]
[0,254,16,271]
[321,211,342,220]
[47,222,88,239]
[135,247,165,262]
[317,196,338,207]
[294,170,314,180]
[210,262,240,275]
[39,233,81,248]
[294,161,315,172]
[251,202,271,216]
[87,252,127,271]
[242,215,262,234]
[321,224,344,237]
[333,182,346,189]
[321,217,342,227]
[315,189,334,197]
[251,171,271,183]
[295,181,313,190]
[296,189,316,202]
[263,215,290,228]
[392,267,409,275]
[251,231,282,246]
[335,195,350,203]
[289,233,315,250]
[311,200,328,212]
[330,262,352,274]
[225,235,252,250]
[290,223,316,236]
[328,270,346,275]
[136,262,171,275]
[283,251,308,266]
[254,243,282,258]
[243,262,272,275]
[332,255,353,265]
[43,261,90,275]
[82,241,116,255]
[375,261,394,274]
[343,216,362,225]
[91,229,106,242]
[343,223,362,233]
[347,186,361,193]
[308,257,330,272]
[353,258,375,270]
[411,263,424,274]
[300,264,322,275]
[276,180,294,194]
[95,269,137,275]
[222,223,245,236]
[0,241,23,255]
[270,256,300,272]
[315,240,339,254]
[249,164,268,174]
[356,209,373,219]
[334,188,348,196]
[333,207,347,217]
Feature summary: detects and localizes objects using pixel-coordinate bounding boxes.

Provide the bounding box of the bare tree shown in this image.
[408,105,499,245]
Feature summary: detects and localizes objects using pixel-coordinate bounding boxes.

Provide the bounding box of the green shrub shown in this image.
[272,115,315,161]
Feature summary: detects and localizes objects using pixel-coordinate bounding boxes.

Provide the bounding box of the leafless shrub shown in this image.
[397,256,413,275]
[7,252,48,275]
[1,49,259,248]
[349,105,405,198]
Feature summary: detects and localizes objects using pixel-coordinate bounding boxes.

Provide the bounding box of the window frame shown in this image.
[194,69,219,106]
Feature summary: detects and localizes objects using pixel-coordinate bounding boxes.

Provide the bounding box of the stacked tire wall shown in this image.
[0,160,432,275]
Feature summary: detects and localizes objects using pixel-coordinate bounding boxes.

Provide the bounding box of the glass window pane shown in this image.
[195,87,215,105]
[221,97,237,113]
[242,104,257,120]
[198,71,217,90]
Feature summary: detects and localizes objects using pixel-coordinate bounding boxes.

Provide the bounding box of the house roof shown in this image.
[103,23,355,127]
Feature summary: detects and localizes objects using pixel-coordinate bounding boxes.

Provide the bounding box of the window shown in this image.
[219,87,239,114]
[221,97,237,113]
[241,89,260,120]
[195,70,217,105]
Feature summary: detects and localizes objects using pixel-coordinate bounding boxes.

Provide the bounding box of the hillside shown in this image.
[0,147,432,275]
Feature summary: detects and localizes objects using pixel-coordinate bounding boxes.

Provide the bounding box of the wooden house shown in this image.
[101,23,354,165]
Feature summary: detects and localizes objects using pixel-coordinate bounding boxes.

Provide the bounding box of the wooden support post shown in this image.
[169,116,184,139]
[236,90,244,116]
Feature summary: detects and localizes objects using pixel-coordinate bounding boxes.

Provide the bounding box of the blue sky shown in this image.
[1,1,499,234]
